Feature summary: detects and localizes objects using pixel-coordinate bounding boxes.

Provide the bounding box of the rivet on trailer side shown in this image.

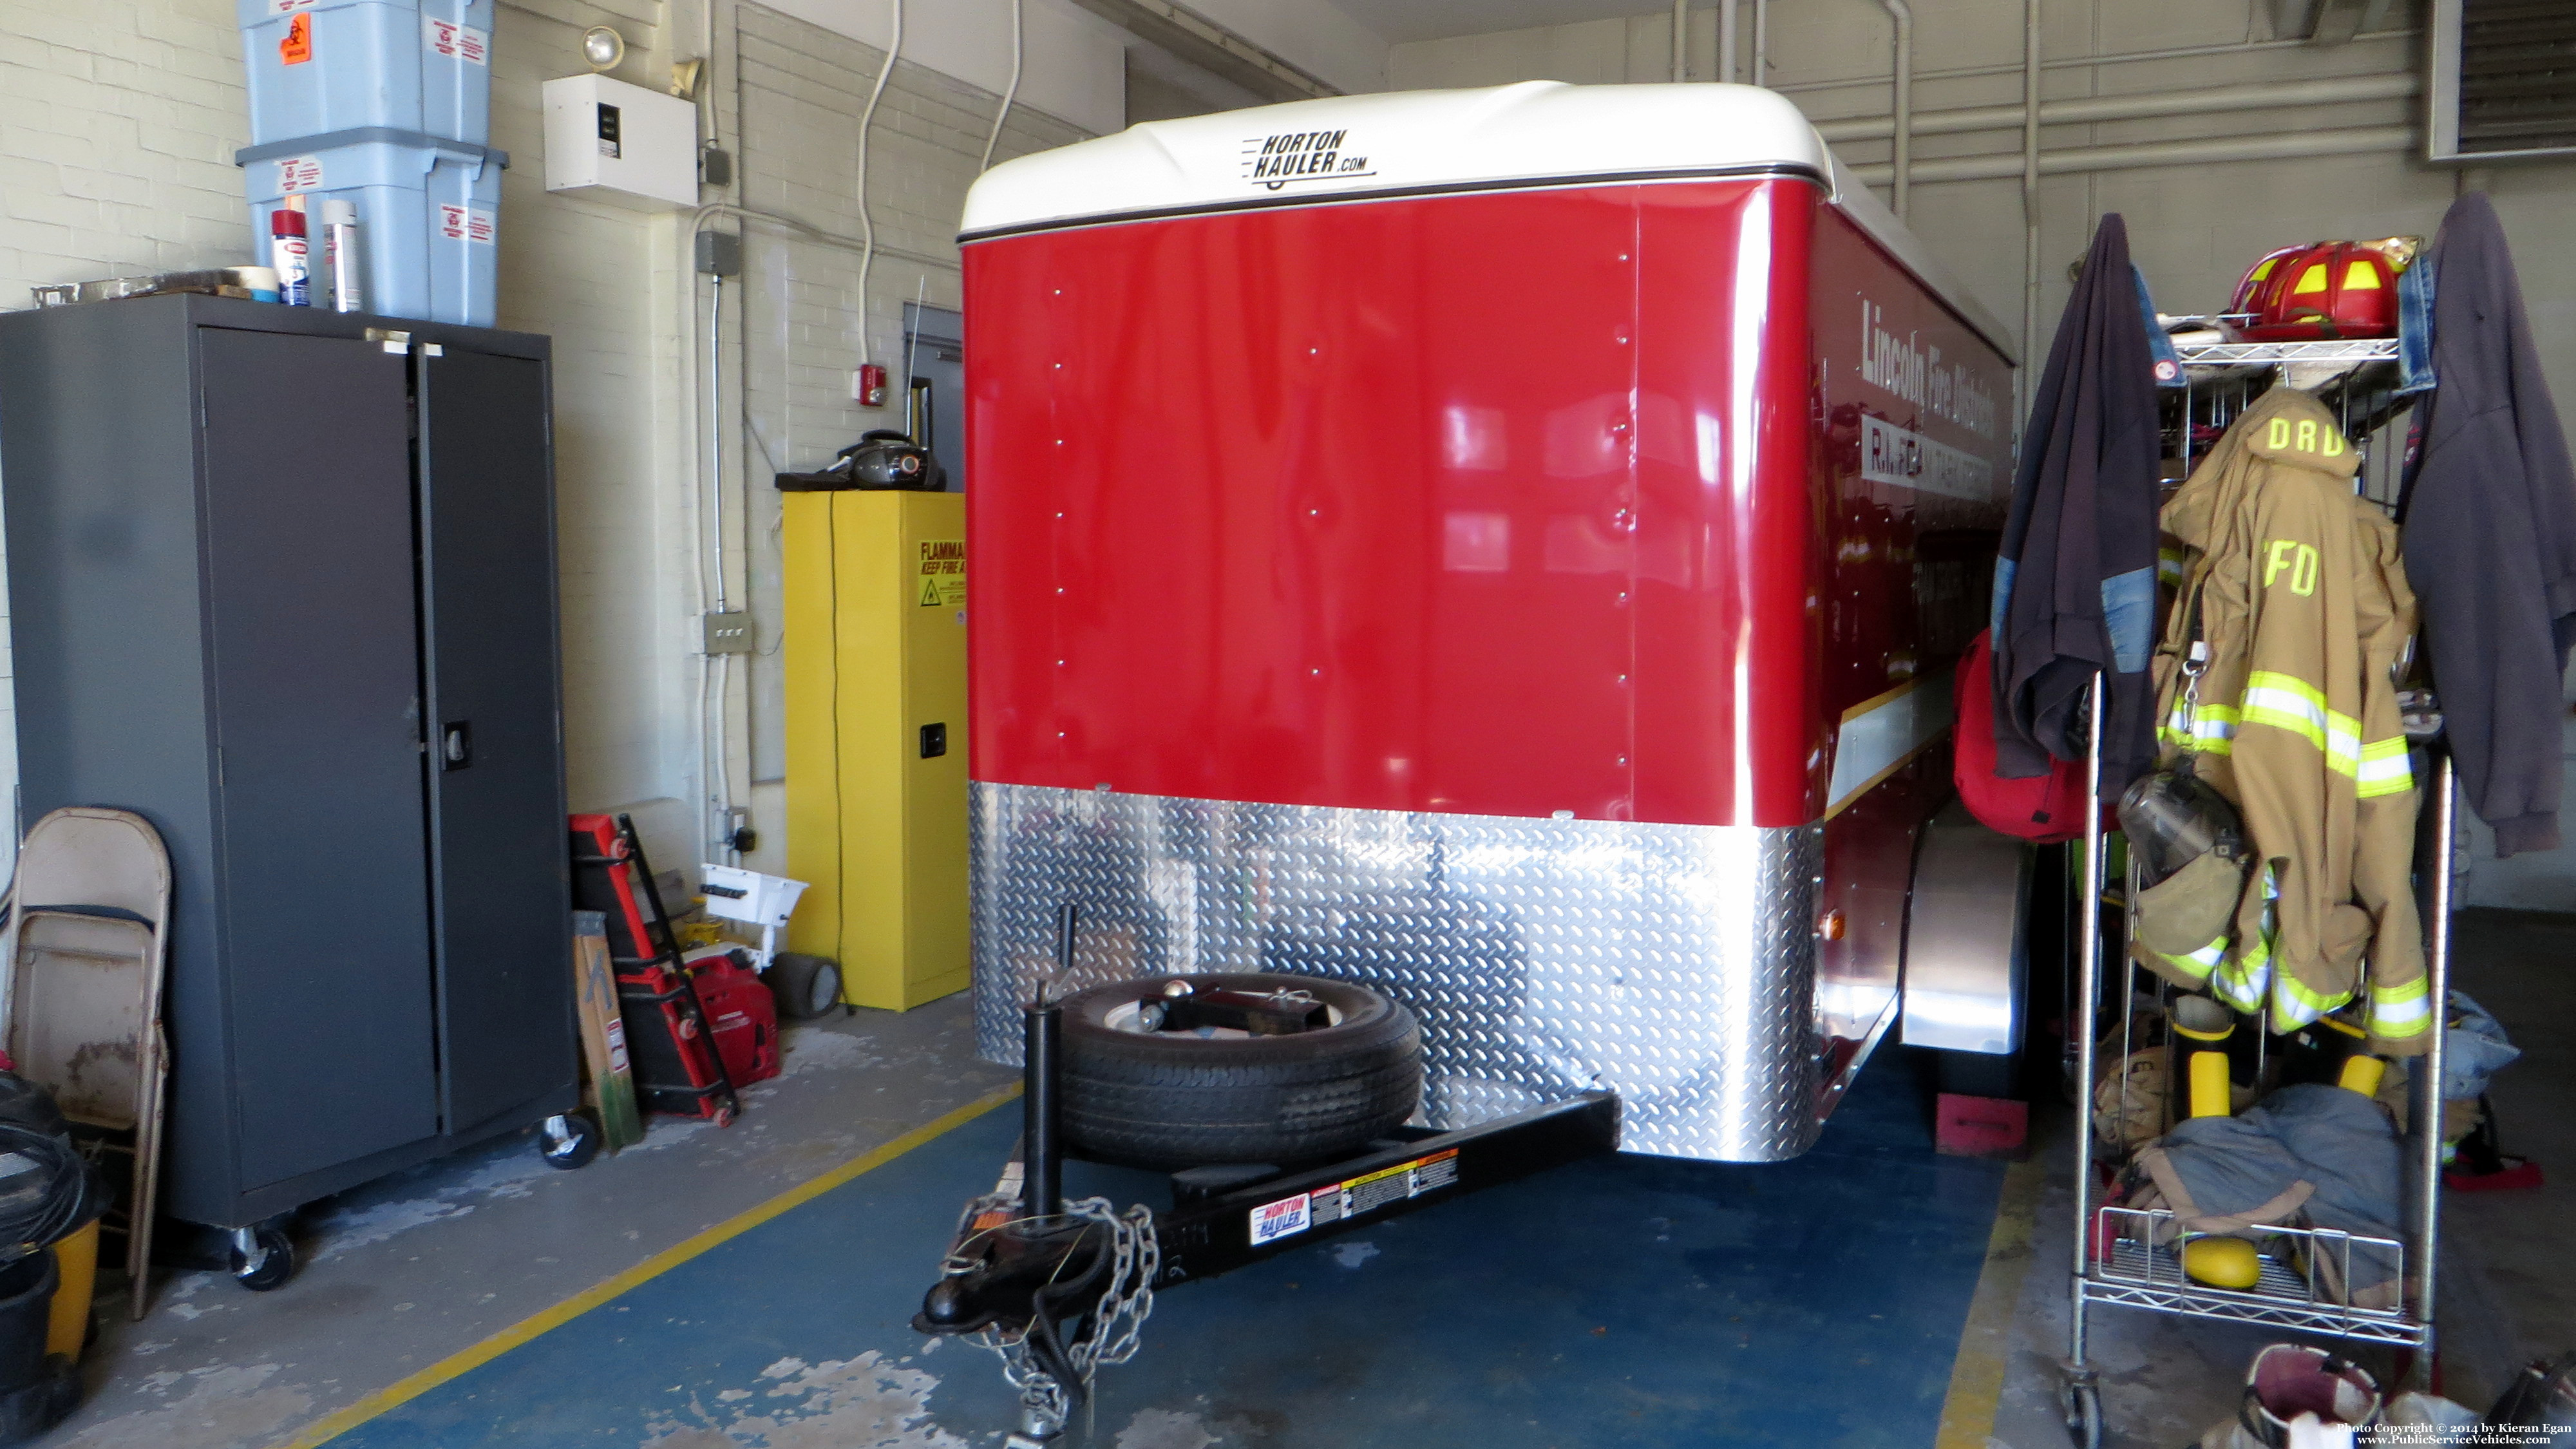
[914,82,2025,1443]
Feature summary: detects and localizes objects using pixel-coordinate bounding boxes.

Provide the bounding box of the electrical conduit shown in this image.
[1880,0,1913,219]
[2022,0,2040,421]
[1810,72,2421,141]
[1845,124,2417,185]
[1775,26,2418,95]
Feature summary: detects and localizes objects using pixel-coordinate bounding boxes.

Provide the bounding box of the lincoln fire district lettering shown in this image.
[1249,129,1346,180]
[1857,299,2000,442]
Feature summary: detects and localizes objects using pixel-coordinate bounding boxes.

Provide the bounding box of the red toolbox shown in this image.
[568,813,746,1124]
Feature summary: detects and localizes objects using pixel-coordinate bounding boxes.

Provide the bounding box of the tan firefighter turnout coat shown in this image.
[2147,388,2430,1054]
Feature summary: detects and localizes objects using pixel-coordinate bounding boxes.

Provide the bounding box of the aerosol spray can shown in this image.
[321,198,361,314]
[269,196,310,307]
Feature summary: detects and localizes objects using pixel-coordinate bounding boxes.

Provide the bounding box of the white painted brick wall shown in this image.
[486,0,698,873]
[0,0,710,872]
[0,0,259,880]
[0,0,1088,886]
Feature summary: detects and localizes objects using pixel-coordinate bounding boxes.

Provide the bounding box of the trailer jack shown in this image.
[913,974,1619,1443]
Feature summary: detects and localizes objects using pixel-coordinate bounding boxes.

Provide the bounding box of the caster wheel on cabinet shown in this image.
[539,1112,601,1170]
[229,1226,294,1292]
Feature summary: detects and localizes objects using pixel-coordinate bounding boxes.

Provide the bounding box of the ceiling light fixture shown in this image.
[580,24,626,71]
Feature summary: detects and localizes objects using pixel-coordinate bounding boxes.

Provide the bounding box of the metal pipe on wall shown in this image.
[2021,0,2040,418]
[1774,26,2418,93]
[1846,123,2418,185]
[1879,0,1913,218]
[1674,0,1689,82]
[1810,72,2420,142]
[1752,0,1767,86]
[1719,0,1737,84]
[706,272,734,858]
[707,279,727,616]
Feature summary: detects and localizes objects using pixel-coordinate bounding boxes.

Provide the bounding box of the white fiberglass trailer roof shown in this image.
[960,80,2014,361]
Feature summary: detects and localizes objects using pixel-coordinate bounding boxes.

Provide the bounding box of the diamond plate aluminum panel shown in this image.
[971,783,1830,1162]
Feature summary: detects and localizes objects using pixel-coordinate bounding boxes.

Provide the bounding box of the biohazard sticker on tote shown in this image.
[439,204,497,245]
[277,156,325,193]
[279,13,313,65]
[424,17,490,65]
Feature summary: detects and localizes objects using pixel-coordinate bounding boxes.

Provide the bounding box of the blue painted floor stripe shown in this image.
[330,1054,2005,1448]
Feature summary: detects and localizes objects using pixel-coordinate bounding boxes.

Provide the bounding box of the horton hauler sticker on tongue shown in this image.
[1240,129,1377,191]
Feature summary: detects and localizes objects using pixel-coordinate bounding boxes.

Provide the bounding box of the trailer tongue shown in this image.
[915,943,1616,1446]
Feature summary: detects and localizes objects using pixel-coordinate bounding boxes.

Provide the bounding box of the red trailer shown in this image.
[958,81,2025,1166]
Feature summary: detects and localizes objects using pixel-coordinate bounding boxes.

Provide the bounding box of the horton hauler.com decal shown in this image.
[1240,129,1377,190]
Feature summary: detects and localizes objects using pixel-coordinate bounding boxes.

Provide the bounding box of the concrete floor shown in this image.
[47,993,1016,1449]
[250,1037,2010,1448]
[27,908,2574,1448]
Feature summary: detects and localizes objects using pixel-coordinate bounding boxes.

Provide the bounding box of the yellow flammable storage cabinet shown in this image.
[782,490,969,1009]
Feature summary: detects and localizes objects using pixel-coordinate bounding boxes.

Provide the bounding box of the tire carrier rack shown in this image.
[914,908,1620,1446]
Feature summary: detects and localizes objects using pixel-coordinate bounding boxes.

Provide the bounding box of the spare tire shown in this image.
[1056,973,1423,1170]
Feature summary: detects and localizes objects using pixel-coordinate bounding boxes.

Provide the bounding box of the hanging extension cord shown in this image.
[854,0,903,370]
[979,0,1023,172]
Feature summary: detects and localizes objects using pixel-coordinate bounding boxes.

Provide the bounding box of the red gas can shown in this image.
[683,948,781,1089]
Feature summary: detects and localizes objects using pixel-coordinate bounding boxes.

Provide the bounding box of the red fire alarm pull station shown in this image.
[856,363,889,408]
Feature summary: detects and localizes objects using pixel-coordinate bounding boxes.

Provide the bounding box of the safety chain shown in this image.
[972,1196,1159,1434]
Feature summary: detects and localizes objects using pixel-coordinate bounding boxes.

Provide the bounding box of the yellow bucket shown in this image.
[46,1222,96,1360]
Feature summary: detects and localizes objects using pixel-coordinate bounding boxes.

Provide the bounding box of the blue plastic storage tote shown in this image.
[239,0,493,146]
[240,128,506,327]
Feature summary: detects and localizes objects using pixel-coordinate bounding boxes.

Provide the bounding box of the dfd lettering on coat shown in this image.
[2264,539,2320,596]
[2265,415,2347,458]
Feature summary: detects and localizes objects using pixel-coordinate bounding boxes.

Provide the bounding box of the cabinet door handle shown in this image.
[442,721,473,771]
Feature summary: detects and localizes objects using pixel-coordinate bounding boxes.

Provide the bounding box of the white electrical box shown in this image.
[542,73,698,210]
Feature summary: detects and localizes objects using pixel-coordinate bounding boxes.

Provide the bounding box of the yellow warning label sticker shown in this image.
[918,539,965,607]
[1299,1148,1461,1233]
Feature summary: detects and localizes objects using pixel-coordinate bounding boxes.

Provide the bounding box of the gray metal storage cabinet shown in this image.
[0,295,576,1229]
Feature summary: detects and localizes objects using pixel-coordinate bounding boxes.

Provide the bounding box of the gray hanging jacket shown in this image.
[1992,214,2163,790]
[2399,193,2576,857]
[2135,1083,2405,1305]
